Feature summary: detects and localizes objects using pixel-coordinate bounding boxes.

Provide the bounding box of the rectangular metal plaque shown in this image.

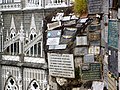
[48,53,75,78]
[76,36,88,46]
[89,32,100,41]
[108,19,118,49]
[82,63,101,80]
[89,46,100,55]
[74,47,88,56]
[63,20,76,26]
[88,24,101,31]
[88,0,103,14]
[47,38,60,45]
[47,30,61,38]
[47,21,61,30]
[84,54,94,63]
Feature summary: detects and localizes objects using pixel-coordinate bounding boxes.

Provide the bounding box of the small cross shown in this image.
[33,82,38,89]
[10,78,14,85]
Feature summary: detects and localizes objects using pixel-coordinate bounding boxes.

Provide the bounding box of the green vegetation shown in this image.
[73,0,88,16]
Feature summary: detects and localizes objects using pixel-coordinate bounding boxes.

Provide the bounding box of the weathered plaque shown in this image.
[76,36,88,46]
[77,18,88,23]
[60,36,71,44]
[82,63,101,80]
[103,0,109,13]
[62,16,71,21]
[47,30,61,38]
[90,41,100,46]
[89,46,100,55]
[89,32,100,41]
[108,47,118,77]
[74,47,88,56]
[84,54,94,63]
[47,38,60,45]
[49,44,67,50]
[88,24,101,31]
[88,0,103,14]
[63,20,76,26]
[47,21,61,30]
[63,27,77,36]
[108,19,118,49]
[48,53,75,78]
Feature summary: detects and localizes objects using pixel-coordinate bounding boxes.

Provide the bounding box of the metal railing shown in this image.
[0,0,73,11]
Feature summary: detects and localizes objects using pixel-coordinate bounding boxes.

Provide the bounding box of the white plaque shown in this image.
[49,44,67,50]
[47,38,60,45]
[76,36,87,46]
[48,53,75,78]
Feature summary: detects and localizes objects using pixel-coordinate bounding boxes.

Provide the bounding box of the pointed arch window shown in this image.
[10,34,13,38]
[4,76,19,90]
[30,28,37,40]
[10,33,16,38]
[34,34,36,38]
[30,34,33,40]
[10,28,16,39]
[27,79,41,90]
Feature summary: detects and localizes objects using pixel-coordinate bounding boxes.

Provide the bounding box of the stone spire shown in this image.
[30,14,36,31]
[10,15,16,31]
[19,22,24,42]
[20,21,24,32]
[26,30,29,40]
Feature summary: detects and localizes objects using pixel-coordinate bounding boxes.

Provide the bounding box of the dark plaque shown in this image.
[63,20,76,26]
[89,33,100,41]
[88,0,103,14]
[88,24,101,31]
[82,63,101,80]
[108,20,118,49]
[108,47,118,77]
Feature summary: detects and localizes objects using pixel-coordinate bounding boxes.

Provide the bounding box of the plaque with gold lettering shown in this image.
[89,33,100,41]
